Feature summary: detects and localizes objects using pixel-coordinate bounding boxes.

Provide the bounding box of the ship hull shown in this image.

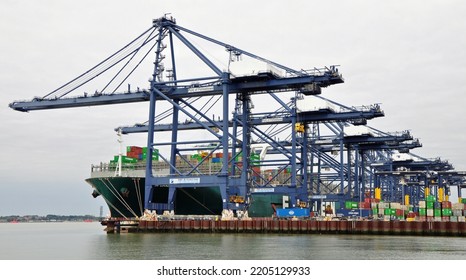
[86,177,225,218]
[86,177,145,218]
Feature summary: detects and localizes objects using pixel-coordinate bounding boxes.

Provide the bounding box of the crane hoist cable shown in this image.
[43,26,157,100]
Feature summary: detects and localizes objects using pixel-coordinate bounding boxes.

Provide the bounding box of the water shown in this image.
[1,222,466,260]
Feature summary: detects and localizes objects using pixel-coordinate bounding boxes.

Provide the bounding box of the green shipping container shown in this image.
[142,153,159,161]
[442,208,453,216]
[250,154,260,166]
[419,208,427,216]
[345,201,358,209]
[372,208,378,215]
[462,198,466,204]
[384,208,396,215]
[426,201,434,209]
[426,195,436,202]
[121,156,138,163]
[434,209,442,217]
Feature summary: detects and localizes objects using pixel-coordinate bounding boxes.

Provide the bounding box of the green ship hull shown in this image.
[86,176,279,218]
[86,176,225,218]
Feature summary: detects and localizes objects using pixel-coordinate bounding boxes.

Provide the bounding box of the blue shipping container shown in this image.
[335,209,371,218]
[276,208,310,218]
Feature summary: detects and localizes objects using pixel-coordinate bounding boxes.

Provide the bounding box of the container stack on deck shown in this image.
[109,146,159,166]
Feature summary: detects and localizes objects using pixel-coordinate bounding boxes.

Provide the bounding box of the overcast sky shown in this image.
[1,0,466,216]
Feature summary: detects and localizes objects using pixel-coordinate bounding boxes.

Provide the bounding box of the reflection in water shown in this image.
[1,223,465,260]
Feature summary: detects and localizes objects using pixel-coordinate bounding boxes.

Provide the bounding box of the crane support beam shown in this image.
[10,71,343,112]
[118,105,383,134]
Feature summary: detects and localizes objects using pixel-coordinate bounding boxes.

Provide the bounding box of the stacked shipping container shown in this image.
[343,195,466,222]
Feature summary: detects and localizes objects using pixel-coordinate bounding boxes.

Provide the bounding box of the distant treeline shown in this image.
[0,214,100,223]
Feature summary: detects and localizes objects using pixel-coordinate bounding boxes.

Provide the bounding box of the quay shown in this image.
[103,219,466,236]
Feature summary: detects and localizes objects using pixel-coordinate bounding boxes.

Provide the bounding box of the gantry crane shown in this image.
[10,16,345,213]
[10,15,462,216]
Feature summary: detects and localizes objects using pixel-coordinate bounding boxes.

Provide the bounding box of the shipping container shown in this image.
[345,201,358,209]
[127,146,143,154]
[359,202,370,209]
[384,208,396,216]
[419,208,427,216]
[452,203,465,210]
[441,201,452,209]
[426,201,434,209]
[434,209,442,217]
[442,208,453,216]
[390,202,401,209]
[379,202,390,209]
[276,208,310,218]
[418,200,426,208]
[452,209,463,217]
[426,209,434,217]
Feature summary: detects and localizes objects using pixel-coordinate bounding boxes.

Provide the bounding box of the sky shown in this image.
[1,0,466,216]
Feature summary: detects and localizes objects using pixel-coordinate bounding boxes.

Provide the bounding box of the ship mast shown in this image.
[115,128,123,177]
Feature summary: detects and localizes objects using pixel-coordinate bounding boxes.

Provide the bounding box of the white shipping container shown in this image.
[371,203,378,209]
[453,210,464,217]
[379,202,390,209]
[434,217,442,222]
[450,216,458,222]
[419,201,426,208]
[458,216,466,222]
[390,202,401,209]
[427,209,434,217]
[452,203,465,210]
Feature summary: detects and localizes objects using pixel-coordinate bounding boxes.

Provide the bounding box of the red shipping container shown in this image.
[441,201,452,209]
[359,202,370,209]
[364,198,371,204]
[130,146,143,153]
[126,151,140,159]
[395,209,404,217]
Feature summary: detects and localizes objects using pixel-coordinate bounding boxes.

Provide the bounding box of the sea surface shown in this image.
[1,222,466,260]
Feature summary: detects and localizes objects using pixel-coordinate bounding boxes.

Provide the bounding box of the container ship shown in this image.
[86,145,286,219]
